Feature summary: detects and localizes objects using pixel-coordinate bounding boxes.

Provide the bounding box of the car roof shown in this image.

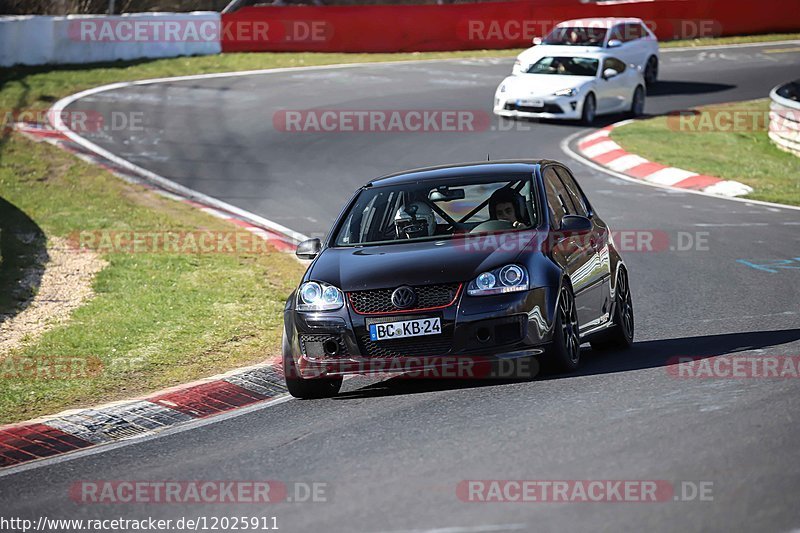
[556,17,644,29]
[367,160,560,187]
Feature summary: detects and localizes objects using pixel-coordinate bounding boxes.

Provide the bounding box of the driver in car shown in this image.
[394,202,436,239]
[489,188,528,228]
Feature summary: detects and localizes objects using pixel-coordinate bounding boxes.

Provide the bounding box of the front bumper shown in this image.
[285,286,557,378]
[494,95,582,120]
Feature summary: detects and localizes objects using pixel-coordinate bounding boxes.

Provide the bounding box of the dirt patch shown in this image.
[0,237,107,357]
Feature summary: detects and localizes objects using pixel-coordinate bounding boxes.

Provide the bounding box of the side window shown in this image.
[623,23,642,42]
[608,25,624,43]
[543,167,571,228]
[555,167,590,218]
[603,57,626,74]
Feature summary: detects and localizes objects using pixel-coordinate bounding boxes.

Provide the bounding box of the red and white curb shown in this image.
[0,357,286,469]
[576,120,754,198]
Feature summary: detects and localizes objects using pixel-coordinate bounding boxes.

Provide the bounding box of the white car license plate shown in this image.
[518,98,544,107]
[369,317,441,341]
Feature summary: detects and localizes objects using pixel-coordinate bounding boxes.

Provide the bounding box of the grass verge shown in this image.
[611,99,800,206]
[0,134,306,424]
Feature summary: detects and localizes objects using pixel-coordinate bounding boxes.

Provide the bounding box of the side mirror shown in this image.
[532,37,543,45]
[560,215,592,235]
[607,39,623,48]
[603,68,620,80]
[296,238,321,260]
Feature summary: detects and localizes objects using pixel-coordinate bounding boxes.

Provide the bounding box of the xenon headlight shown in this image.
[297,281,344,311]
[554,88,578,97]
[467,265,529,296]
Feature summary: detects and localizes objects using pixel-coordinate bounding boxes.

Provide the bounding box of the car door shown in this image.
[609,23,639,66]
[597,57,629,113]
[624,23,650,67]
[555,165,613,330]
[542,166,600,328]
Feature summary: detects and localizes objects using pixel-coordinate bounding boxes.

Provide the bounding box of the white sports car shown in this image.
[493,52,646,124]
[512,18,660,86]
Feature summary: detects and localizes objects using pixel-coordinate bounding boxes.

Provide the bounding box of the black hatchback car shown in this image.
[282,161,634,398]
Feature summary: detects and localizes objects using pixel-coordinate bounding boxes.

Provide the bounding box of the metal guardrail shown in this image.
[769,81,800,157]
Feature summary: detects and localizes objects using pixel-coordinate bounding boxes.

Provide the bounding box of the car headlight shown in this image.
[554,88,578,97]
[467,265,529,296]
[297,281,344,311]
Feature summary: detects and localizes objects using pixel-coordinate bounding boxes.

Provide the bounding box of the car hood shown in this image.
[500,75,590,98]
[309,233,539,291]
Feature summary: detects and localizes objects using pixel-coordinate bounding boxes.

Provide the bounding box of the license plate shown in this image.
[369,317,442,341]
[518,98,544,107]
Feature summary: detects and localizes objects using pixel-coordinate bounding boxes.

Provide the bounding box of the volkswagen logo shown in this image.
[391,286,417,309]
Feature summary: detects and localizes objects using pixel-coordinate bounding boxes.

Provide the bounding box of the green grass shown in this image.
[611,99,800,206]
[0,134,306,424]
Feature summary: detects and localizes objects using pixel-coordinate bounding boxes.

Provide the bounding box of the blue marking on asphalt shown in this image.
[736,259,800,273]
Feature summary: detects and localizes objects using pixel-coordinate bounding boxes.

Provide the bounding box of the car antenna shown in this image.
[487,153,490,161]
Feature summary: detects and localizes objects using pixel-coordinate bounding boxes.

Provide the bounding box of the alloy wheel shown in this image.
[559,285,581,364]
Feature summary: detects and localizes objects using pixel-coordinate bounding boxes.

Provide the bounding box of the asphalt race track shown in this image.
[2,42,800,532]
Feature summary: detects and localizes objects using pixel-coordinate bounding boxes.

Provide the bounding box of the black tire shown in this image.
[630,86,646,118]
[644,56,659,87]
[283,331,342,399]
[581,93,597,126]
[590,267,634,351]
[545,281,582,372]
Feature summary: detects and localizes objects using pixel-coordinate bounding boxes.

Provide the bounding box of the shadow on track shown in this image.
[647,80,736,97]
[334,329,800,399]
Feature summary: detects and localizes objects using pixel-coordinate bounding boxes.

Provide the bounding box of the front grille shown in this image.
[359,334,454,358]
[348,283,461,315]
[299,334,348,358]
[504,102,564,114]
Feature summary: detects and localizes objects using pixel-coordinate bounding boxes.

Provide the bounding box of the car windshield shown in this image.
[543,26,608,47]
[333,175,538,246]
[526,56,599,77]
